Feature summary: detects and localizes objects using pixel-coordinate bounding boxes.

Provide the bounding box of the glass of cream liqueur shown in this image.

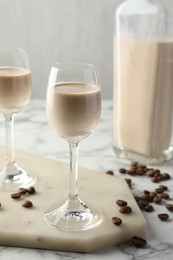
[44,62,102,231]
[0,48,36,191]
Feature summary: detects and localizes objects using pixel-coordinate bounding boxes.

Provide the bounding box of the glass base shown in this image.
[114,145,173,165]
[44,198,103,232]
[0,165,36,191]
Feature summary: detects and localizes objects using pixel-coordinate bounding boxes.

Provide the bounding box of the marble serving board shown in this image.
[0,148,146,252]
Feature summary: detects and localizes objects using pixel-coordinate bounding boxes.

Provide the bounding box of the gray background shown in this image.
[0,0,122,99]
[0,0,172,99]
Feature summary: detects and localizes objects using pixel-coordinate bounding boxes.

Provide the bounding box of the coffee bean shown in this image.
[116,200,127,207]
[153,195,162,204]
[138,163,146,168]
[131,161,138,167]
[11,193,22,199]
[144,204,154,212]
[18,187,28,195]
[141,194,153,202]
[143,190,150,195]
[134,195,140,202]
[165,204,173,212]
[139,199,149,207]
[119,205,132,214]
[126,180,132,188]
[161,193,169,200]
[154,171,161,178]
[157,174,163,182]
[155,188,164,194]
[137,201,144,210]
[162,173,171,180]
[150,192,157,199]
[28,186,36,194]
[131,236,147,248]
[136,168,145,175]
[125,178,132,185]
[106,170,114,176]
[22,200,33,208]
[126,169,135,175]
[158,213,169,221]
[159,185,168,191]
[151,177,159,183]
[146,169,155,177]
[119,168,126,174]
[112,217,122,226]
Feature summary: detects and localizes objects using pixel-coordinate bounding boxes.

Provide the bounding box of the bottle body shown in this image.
[113,0,173,164]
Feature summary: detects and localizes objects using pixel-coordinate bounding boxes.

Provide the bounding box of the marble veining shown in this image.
[0,99,173,260]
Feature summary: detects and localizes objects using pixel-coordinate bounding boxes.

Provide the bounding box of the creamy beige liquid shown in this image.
[46,82,101,138]
[0,67,31,112]
[114,37,173,157]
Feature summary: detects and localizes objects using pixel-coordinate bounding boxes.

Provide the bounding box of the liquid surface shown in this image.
[46,82,101,139]
[0,67,31,112]
[114,38,173,157]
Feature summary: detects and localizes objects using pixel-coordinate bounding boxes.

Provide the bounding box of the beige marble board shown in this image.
[0,148,146,252]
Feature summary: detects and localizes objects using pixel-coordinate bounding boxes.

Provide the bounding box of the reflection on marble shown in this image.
[0,99,173,260]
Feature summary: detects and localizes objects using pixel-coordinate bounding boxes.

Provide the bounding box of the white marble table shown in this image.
[0,99,173,260]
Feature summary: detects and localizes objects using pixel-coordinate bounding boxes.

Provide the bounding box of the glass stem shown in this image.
[68,141,79,203]
[4,113,17,174]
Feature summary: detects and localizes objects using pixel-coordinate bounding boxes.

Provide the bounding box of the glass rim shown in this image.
[51,62,97,71]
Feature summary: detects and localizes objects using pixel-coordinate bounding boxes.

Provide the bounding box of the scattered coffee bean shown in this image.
[131,236,147,248]
[157,175,164,182]
[141,194,153,202]
[106,170,114,175]
[150,192,157,199]
[155,187,164,194]
[138,163,146,168]
[165,204,173,212]
[28,186,36,194]
[112,217,122,226]
[131,161,138,167]
[11,193,22,199]
[125,178,132,184]
[136,200,144,210]
[162,173,171,180]
[116,199,127,207]
[159,185,168,191]
[136,168,145,175]
[144,204,154,212]
[154,170,161,177]
[146,169,155,177]
[143,190,150,195]
[161,193,170,200]
[125,178,132,188]
[119,205,132,214]
[153,195,162,204]
[18,187,28,195]
[126,169,135,175]
[151,177,159,183]
[119,168,126,174]
[158,213,169,221]
[134,195,140,202]
[22,200,33,208]
[139,199,149,207]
